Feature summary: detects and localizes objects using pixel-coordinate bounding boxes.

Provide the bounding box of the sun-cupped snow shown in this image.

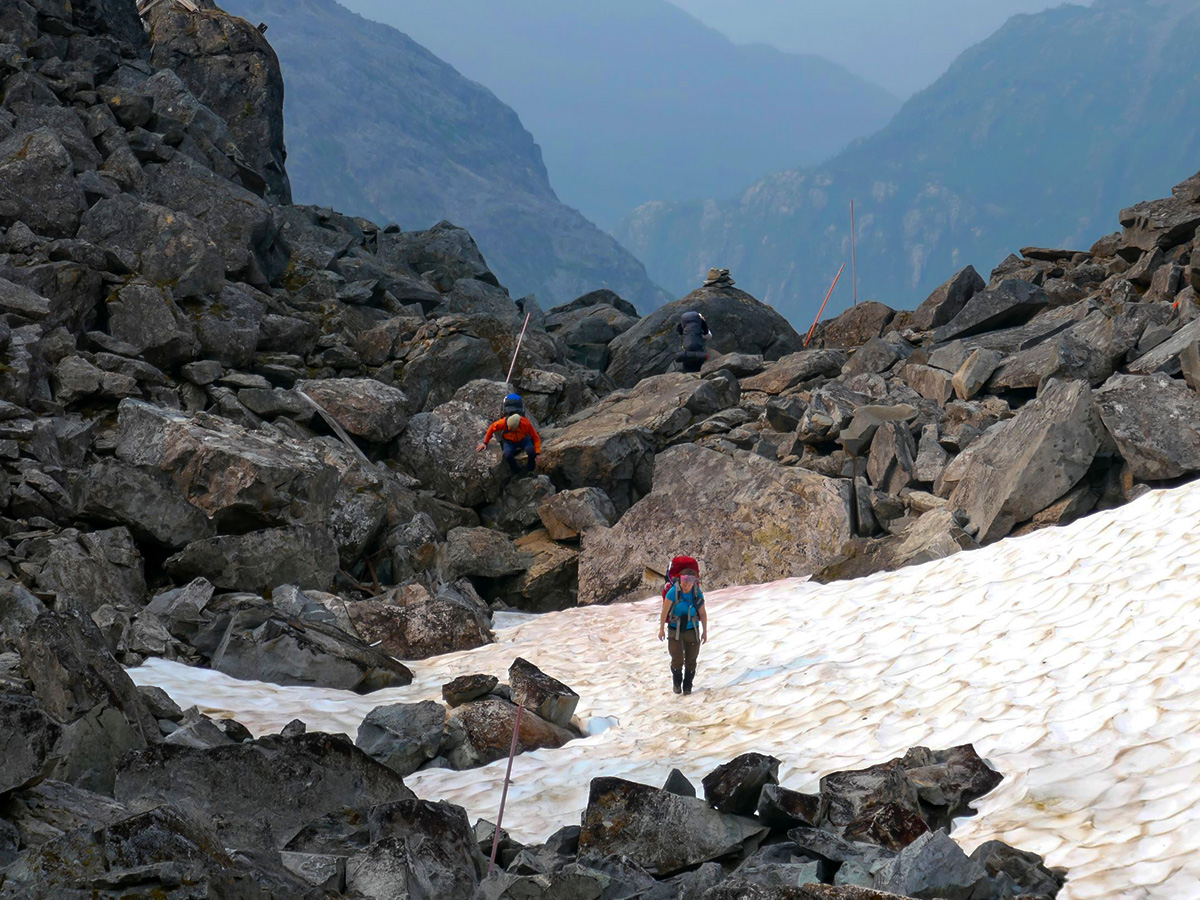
[130,480,1200,900]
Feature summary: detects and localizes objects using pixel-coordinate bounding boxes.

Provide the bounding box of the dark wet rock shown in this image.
[663,768,697,798]
[209,605,412,692]
[356,700,446,777]
[911,266,985,331]
[701,752,780,816]
[114,732,416,852]
[0,804,320,899]
[843,803,930,852]
[932,279,1049,343]
[578,776,768,877]
[509,656,579,728]
[442,673,498,708]
[899,744,1003,831]
[756,784,828,831]
[874,830,989,900]
[820,759,923,829]
[787,827,896,871]
[345,798,481,900]
[28,526,146,615]
[165,524,340,593]
[19,612,157,793]
[0,690,61,794]
[970,840,1066,899]
[443,696,574,769]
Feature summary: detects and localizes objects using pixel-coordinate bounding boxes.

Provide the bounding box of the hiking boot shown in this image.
[682,670,694,694]
[671,668,682,694]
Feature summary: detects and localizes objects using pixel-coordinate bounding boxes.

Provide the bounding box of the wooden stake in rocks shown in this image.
[804,263,845,348]
[487,702,525,876]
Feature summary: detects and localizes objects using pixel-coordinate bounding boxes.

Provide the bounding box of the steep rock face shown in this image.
[221,0,667,309]
[145,0,292,202]
[617,0,1200,320]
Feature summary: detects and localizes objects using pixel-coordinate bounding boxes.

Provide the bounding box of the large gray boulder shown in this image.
[75,458,216,548]
[210,607,412,693]
[19,612,157,793]
[911,266,985,331]
[440,526,525,580]
[26,527,147,615]
[297,378,410,443]
[114,400,338,531]
[739,349,847,395]
[356,701,446,777]
[541,372,739,514]
[114,733,416,852]
[103,281,200,368]
[344,799,481,900]
[400,399,507,508]
[931,279,1049,343]
[578,777,768,876]
[1094,373,1200,480]
[164,524,341,593]
[0,805,321,899]
[79,194,226,299]
[537,487,617,541]
[0,128,85,238]
[0,690,62,794]
[346,583,493,660]
[606,286,803,387]
[873,830,990,900]
[948,379,1102,543]
[578,444,852,605]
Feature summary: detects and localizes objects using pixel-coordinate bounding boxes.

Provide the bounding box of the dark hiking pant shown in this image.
[501,436,536,473]
[668,627,700,689]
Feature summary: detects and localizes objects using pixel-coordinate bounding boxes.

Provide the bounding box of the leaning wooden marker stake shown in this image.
[804,263,846,347]
[505,312,533,387]
[488,702,526,876]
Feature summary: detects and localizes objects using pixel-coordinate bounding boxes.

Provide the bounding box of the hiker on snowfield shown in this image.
[676,310,711,373]
[477,412,542,475]
[658,556,708,695]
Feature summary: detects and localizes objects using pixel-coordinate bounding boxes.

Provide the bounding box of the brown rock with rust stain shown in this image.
[443,696,574,769]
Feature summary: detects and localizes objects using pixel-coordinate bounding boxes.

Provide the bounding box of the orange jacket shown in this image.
[483,416,542,453]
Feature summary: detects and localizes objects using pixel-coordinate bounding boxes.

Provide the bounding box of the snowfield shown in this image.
[130,481,1200,900]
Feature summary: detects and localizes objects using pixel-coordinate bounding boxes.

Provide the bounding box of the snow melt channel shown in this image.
[131,481,1200,900]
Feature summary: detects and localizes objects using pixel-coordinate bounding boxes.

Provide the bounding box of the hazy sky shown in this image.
[669,0,1093,96]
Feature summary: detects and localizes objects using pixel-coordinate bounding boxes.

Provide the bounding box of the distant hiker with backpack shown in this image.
[477,394,542,475]
[676,310,711,373]
[657,556,708,695]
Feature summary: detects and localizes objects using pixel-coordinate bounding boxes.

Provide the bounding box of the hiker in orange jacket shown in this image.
[477,413,542,475]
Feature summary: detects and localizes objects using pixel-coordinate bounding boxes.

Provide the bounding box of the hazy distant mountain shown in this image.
[339,0,900,230]
[617,0,1200,323]
[224,0,669,309]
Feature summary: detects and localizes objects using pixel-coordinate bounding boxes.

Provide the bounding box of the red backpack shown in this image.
[661,555,700,600]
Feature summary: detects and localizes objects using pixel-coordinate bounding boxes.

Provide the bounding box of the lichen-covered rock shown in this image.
[443,696,574,769]
[509,657,579,728]
[346,583,493,660]
[578,776,768,876]
[114,732,416,852]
